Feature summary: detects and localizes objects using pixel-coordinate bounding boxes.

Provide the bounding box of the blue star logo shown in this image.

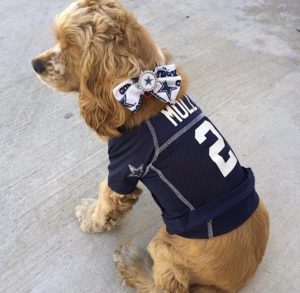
[120,95,136,109]
[128,164,144,178]
[158,81,177,100]
[144,75,153,86]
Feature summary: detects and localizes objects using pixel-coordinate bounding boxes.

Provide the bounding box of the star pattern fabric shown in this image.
[113,64,182,112]
[120,95,136,109]
[158,81,177,100]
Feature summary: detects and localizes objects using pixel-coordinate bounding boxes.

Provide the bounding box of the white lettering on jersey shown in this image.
[173,102,189,119]
[161,97,198,127]
[182,96,198,114]
[161,105,183,126]
[195,120,238,177]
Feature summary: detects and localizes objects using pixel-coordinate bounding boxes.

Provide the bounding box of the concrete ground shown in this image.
[1,0,299,292]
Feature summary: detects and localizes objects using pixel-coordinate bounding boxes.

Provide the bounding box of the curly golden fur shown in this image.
[33,0,187,137]
[32,1,269,292]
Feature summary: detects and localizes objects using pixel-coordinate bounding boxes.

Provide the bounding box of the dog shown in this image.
[32,1,269,292]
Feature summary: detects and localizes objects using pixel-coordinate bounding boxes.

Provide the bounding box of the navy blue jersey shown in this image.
[108,96,259,238]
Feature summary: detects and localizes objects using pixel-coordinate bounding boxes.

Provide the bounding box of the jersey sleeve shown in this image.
[108,124,155,194]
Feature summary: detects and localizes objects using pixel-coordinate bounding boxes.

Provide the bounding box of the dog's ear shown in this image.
[123,17,161,69]
[79,41,127,138]
[77,4,144,138]
[78,2,166,137]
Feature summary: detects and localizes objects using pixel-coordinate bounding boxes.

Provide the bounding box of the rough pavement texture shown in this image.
[1,0,299,292]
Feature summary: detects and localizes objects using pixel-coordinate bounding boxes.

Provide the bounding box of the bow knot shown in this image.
[113,65,181,112]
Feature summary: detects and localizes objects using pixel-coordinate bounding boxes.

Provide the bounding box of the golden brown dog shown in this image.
[32,1,269,292]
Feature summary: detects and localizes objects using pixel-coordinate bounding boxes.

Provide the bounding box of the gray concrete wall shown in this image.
[1,0,299,292]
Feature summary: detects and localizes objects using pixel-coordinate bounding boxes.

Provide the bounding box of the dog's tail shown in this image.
[114,246,156,293]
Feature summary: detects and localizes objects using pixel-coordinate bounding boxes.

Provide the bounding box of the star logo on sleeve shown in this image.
[128,164,144,178]
[158,81,177,100]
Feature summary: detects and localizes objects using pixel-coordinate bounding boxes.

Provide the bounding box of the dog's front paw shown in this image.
[74,198,118,233]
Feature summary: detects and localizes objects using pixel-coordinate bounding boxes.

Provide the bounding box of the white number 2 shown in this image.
[195,120,237,177]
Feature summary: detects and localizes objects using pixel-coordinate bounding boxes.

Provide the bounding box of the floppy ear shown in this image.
[78,3,168,137]
[124,16,162,69]
[79,41,128,138]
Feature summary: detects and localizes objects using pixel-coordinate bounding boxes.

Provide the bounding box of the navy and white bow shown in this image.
[113,64,182,112]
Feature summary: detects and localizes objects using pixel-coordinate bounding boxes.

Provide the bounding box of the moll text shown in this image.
[161,97,198,126]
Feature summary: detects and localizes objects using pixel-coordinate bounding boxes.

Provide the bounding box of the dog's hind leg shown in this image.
[114,245,156,293]
[147,237,190,293]
[114,244,190,293]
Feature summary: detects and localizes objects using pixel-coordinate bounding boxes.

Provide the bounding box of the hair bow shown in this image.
[113,64,182,112]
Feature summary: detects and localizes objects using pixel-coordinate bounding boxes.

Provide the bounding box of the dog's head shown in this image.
[32,0,166,136]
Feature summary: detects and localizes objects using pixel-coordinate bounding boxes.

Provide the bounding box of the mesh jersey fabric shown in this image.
[108,95,259,238]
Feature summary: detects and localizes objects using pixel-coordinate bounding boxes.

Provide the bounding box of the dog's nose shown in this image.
[32,59,46,74]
